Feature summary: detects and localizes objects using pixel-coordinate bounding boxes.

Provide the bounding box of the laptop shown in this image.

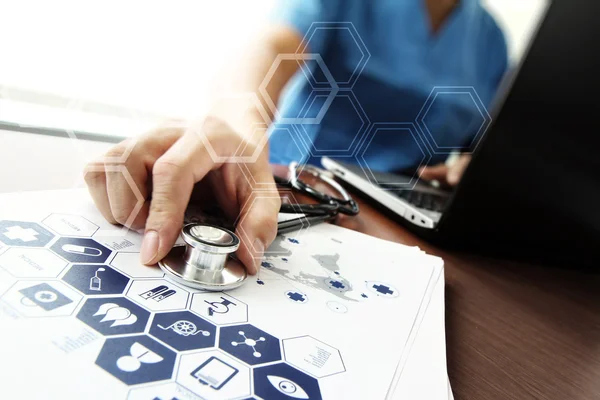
[322,0,600,269]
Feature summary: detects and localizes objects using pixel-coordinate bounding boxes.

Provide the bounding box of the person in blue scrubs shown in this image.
[269,0,508,178]
[85,0,508,274]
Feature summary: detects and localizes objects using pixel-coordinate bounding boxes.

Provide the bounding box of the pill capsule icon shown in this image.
[62,244,102,257]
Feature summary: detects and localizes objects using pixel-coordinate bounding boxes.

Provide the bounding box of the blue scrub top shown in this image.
[267,0,508,172]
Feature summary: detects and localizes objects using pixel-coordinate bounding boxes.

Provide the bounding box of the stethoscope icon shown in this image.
[159,224,247,291]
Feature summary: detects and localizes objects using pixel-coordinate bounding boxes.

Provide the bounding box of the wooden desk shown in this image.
[331,190,600,400]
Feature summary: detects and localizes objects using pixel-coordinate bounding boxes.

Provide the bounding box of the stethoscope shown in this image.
[158,162,359,291]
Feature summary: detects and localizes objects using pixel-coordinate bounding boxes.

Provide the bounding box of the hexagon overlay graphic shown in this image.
[42,213,98,237]
[61,264,130,295]
[126,279,189,312]
[416,86,492,154]
[1,280,82,318]
[110,252,165,279]
[149,311,216,352]
[190,292,248,326]
[128,382,200,400]
[0,247,68,278]
[359,122,431,189]
[254,362,322,400]
[177,349,251,400]
[219,324,281,366]
[297,22,370,89]
[0,220,55,247]
[96,335,176,385]
[283,336,345,378]
[50,237,111,264]
[77,296,150,336]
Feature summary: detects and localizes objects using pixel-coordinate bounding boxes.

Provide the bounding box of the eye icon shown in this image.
[267,375,309,399]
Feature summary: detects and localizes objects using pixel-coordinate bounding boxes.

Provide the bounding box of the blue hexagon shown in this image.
[253,362,322,400]
[416,86,492,154]
[298,22,370,89]
[96,335,176,385]
[149,311,217,351]
[359,122,431,190]
[0,220,55,247]
[76,296,150,336]
[50,237,111,264]
[219,324,281,366]
[62,264,130,295]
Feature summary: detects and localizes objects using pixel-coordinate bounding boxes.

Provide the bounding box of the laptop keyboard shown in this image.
[393,190,447,212]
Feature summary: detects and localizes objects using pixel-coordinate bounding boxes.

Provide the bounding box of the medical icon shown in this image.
[89,267,105,291]
[140,285,176,302]
[219,324,281,365]
[0,221,54,247]
[51,237,111,263]
[19,283,73,311]
[117,342,164,372]
[96,335,176,385]
[231,330,266,358]
[158,320,211,337]
[366,281,399,298]
[267,375,309,399]
[205,296,236,316]
[285,291,308,303]
[190,356,239,390]
[94,302,138,327]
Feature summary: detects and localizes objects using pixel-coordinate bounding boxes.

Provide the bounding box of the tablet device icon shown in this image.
[190,356,239,390]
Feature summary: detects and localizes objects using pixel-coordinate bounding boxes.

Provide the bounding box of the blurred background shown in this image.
[0,0,547,138]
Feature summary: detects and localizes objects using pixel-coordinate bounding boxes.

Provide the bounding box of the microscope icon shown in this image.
[205,297,237,317]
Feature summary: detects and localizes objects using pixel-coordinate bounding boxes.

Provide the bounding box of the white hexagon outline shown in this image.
[297,22,371,89]
[127,382,201,400]
[125,278,191,313]
[237,126,310,191]
[416,86,492,155]
[109,252,166,280]
[174,348,252,399]
[192,92,274,164]
[296,90,370,157]
[358,122,432,190]
[281,335,346,378]
[259,53,339,125]
[0,247,69,278]
[189,292,249,326]
[234,190,312,260]
[81,164,146,237]
[217,323,283,368]
[42,213,99,237]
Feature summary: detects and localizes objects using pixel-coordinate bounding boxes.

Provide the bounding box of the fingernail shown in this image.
[253,238,265,274]
[140,230,159,265]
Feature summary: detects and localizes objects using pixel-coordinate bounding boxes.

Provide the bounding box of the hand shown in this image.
[418,154,472,187]
[84,116,280,275]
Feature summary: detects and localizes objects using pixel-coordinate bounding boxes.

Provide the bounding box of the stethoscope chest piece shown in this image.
[158,224,247,291]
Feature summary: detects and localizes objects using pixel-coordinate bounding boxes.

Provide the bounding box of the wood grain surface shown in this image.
[275,165,600,400]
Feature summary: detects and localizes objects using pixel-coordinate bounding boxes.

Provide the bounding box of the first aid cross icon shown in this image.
[4,226,39,242]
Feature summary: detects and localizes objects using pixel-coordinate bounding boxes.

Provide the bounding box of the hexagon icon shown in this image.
[50,237,111,264]
[219,324,281,366]
[282,336,345,378]
[127,279,189,312]
[110,252,165,279]
[297,22,370,89]
[61,264,130,295]
[177,349,251,400]
[0,220,55,247]
[76,296,150,336]
[93,233,143,253]
[42,213,98,237]
[253,362,322,400]
[416,86,492,154]
[96,335,177,386]
[149,311,216,352]
[128,382,201,400]
[0,267,16,296]
[190,292,247,326]
[0,247,68,278]
[1,280,82,318]
[359,122,431,190]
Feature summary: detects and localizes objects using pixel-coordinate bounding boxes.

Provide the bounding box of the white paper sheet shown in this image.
[0,189,447,399]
